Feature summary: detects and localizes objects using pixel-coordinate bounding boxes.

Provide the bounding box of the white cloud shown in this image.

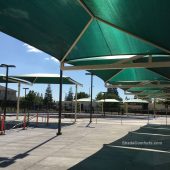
[50,57,59,63]
[44,56,59,63]
[23,43,42,53]
[44,57,50,60]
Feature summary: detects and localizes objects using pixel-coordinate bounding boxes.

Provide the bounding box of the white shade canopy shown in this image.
[73,98,93,102]
[96,99,120,103]
[123,98,149,103]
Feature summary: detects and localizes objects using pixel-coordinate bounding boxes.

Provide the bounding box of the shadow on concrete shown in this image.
[6,121,75,130]
[85,122,95,128]
[69,124,170,170]
[29,121,75,129]
[0,135,57,168]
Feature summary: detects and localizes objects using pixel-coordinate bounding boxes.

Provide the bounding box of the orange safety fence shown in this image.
[0,115,5,135]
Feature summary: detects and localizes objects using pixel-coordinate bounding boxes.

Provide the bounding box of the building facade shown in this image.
[0,85,17,101]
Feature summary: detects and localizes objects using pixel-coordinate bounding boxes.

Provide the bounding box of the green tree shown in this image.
[107,88,119,96]
[96,91,122,101]
[20,90,44,110]
[43,84,53,108]
[65,87,73,101]
[95,92,104,100]
[76,92,89,99]
[25,90,36,108]
[34,93,44,106]
[96,91,122,112]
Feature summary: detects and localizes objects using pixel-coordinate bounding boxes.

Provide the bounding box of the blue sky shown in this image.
[0,32,132,100]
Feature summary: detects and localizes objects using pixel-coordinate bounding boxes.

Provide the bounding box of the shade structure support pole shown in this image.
[90,74,93,123]
[166,104,168,126]
[79,0,94,17]
[16,82,21,120]
[153,98,156,118]
[80,102,81,113]
[62,61,170,71]
[57,67,63,136]
[125,103,128,114]
[74,84,78,122]
[61,14,93,62]
[103,94,106,118]
[147,109,150,124]
[4,66,9,119]
[102,102,103,114]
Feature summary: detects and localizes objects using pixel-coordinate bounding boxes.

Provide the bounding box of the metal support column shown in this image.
[57,68,63,135]
[85,73,93,123]
[74,84,78,122]
[166,104,168,126]
[16,82,20,120]
[90,74,93,123]
[3,66,9,119]
[23,88,29,113]
[103,93,106,118]
[153,98,156,118]
[125,103,128,114]
[102,102,103,114]
[80,102,81,113]
[148,109,150,124]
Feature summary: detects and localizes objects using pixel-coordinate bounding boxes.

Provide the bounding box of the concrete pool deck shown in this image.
[0,117,169,170]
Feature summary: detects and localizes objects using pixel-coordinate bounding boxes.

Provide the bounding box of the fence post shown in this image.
[36,113,38,127]
[27,112,30,126]
[0,114,2,133]
[0,115,1,133]
[23,114,26,130]
[0,115,5,135]
[47,113,49,126]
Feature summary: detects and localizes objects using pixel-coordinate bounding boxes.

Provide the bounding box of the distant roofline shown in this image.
[0,85,16,92]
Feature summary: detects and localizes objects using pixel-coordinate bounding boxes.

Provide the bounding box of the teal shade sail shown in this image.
[83,0,170,52]
[108,68,169,84]
[66,20,165,61]
[0,0,90,60]
[11,73,82,85]
[0,1,167,63]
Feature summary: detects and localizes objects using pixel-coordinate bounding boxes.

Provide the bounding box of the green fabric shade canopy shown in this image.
[0,0,169,63]
[82,0,170,53]
[1,0,170,135]
[0,74,31,84]
[66,19,164,61]
[0,1,170,98]
[107,68,169,84]
[66,55,170,83]
[0,1,170,84]
[128,87,165,93]
[126,85,170,99]
[0,0,91,60]
[10,73,82,86]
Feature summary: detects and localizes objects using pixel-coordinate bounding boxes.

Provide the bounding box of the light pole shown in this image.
[0,64,16,119]
[23,87,29,126]
[85,73,94,123]
[23,88,29,113]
